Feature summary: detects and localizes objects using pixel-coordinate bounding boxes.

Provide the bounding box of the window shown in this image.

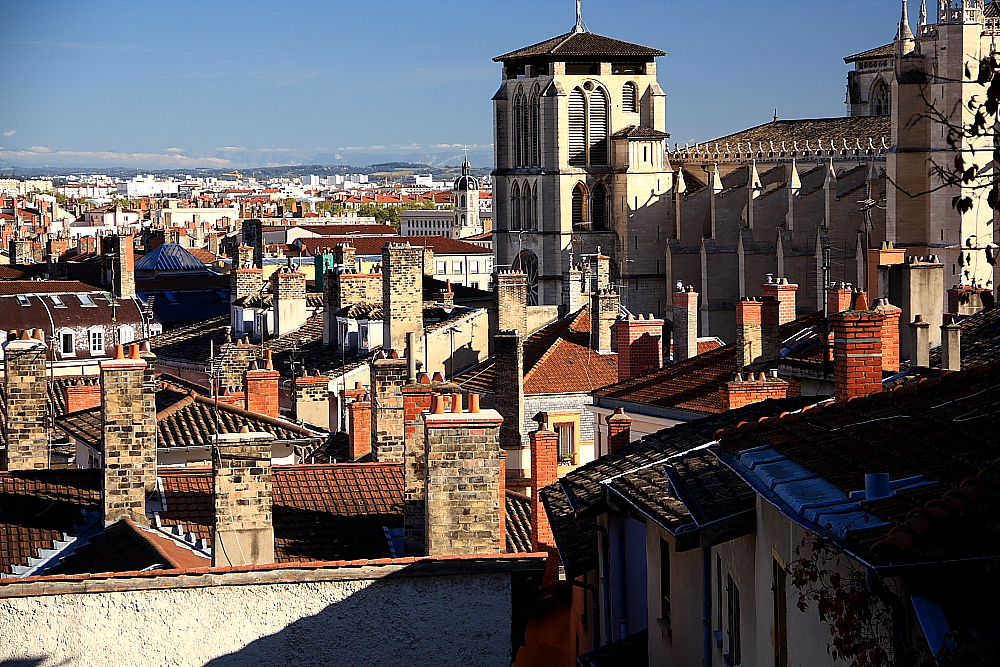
[77,294,96,307]
[460,195,467,208]
[588,87,609,165]
[773,559,788,667]
[660,538,672,628]
[572,183,588,229]
[118,325,135,345]
[89,329,105,355]
[568,89,587,166]
[530,89,540,167]
[592,183,608,230]
[566,62,599,75]
[470,281,479,290]
[623,81,638,113]
[871,79,890,117]
[726,574,742,666]
[16,295,30,307]
[470,260,480,273]
[452,261,463,274]
[50,295,66,308]
[61,331,75,355]
[612,62,645,75]
[555,422,575,461]
[359,324,369,350]
[511,181,522,230]
[436,261,447,274]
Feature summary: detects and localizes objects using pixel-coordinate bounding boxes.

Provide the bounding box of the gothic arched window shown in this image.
[511,181,522,230]
[591,182,608,230]
[513,88,526,167]
[871,79,890,117]
[522,182,533,230]
[589,87,609,166]
[623,81,638,114]
[530,183,538,231]
[512,250,540,306]
[572,182,589,230]
[569,88,587,167]
[531,88,541,167]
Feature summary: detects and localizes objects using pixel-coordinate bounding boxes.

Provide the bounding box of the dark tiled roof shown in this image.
[612,125,671,140]
[928,306,1000,369]
[593,312,821,413]
[334,303,384,320]
[717,360,1000,565]
[505,490,533,554]
[136,274,229,292]
[0,470,101,576]
[144,314,233,361]
[0,280,106,295]
[134,244,208,271]
[539,483,597,578]
[494,31,664,61]
[300,224,397,236]
[844,43,893,63]
[702,116,890,148]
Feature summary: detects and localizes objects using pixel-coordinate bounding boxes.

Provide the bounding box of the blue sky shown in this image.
[0,0,909,169]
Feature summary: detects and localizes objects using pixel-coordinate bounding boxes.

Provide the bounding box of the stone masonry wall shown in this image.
[3,336,50,471]
[371,357,408,463]
[214,432,275,566]
[382,244,424,352]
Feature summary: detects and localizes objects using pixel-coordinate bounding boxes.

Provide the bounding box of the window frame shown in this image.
[60,330,76,356]
[88,328,105,356]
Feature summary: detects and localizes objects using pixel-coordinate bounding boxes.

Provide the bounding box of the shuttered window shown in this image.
[589,87,609,166]
[531,93,540,167]
[623,81,638,113]
[592,185,607,229]
[568,89,587,166]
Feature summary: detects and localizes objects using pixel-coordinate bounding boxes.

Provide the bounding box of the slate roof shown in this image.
[700,116,891,149]
[844,43,893,63]
[455,305,620,396]
[134,244,208,272]
[494,31,665,61]
[716,359,1000,565]
[593,311,821,414]
[611,125,671,140]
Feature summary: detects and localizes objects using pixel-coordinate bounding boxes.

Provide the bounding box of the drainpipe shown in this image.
[866,569,908,667]
[571,578,601,651]
[586,523,614,646]
[703,546,712,667]
[617,516,628,640]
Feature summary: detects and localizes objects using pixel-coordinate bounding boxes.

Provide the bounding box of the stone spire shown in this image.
[897,0,915,42]
[918,0,927,26]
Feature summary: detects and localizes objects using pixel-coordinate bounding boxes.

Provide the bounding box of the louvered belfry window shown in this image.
[589,87,609,166]
[568,88,587,166]
[623,81,638,113]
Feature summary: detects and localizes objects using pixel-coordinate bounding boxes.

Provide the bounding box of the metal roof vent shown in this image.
[865,473,892,502]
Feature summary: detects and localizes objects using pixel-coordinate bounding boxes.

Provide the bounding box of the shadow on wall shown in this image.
[447,342,482,378]
[1,660,54,667]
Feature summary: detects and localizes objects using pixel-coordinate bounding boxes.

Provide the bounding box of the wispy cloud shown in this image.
[165,147,184,153]
[3,131,14,138]
[0,148,234,168]
[1,40,138,51]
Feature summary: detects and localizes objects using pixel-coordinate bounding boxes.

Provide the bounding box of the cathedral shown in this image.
[492,1,998,342]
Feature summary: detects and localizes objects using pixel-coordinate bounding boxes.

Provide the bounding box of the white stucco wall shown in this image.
[0,569,513,667]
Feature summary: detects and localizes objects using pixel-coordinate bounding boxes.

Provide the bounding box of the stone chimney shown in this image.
[213,427,275,567]
[909,315,931,368]
[607,408,632,454]
[827,282,854,316]
[494,331,525,451]
[65,378,102,413]
[234,244,254,269]
[294,370,330,429]
[348,394,372,461]
[885,257,944,363]
[735,298,763,369]
[382,243,424,352]
[273,266,307,337]
[941,315,962,371]
[244,351,280,418]
[593,253,611,292]
[529,427,559,582]
[672,285,699,362]
[721,372,790,411]
[591,288,620,354]
[333,243,357,272]
[615,314,663,382]
[831,291,885,403]
[2,330,49,471]
[241,219,264,268]
[562,264,584,315]
[371,351,408,462]
[436,280,455,308]
[101,344,157,527]
[948,285,994,317]
[422,393,503,555]
[761,277,798,325]
[495,270,528,337]
[102,234,136,299]
[873,299,902,373]
[230,256,263,303]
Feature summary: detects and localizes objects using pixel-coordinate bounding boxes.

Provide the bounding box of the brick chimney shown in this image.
[909,315,931,368]
[101,344,157,527]
[102,234,135,299]
[436,280,455,308]
[941,315,962,371]
[761,277,798,324]
[294,369,330,429]
[371,351,408,462]
[333,243,356,272]
[735,298,763,369]
[529,427,559,582]
[830,291,885,403]
[607,408,632,454]
[591,288,619,354]
[212,427,275,567]
[65,378,102,413]
[244,351,280,418]
[494,331,525,451]
[348,394,372,461]
[721,372,791,410]
[615,314,663,381]
[873,299,902,373]
[495,270,528,337]
[672,285,698,361]
[422,393,503,555]
[382,243,424,352]
[562,264,584,315]
[273,266,307,337]
[230,258,263,303]
[2,330,49,470]
[827,282,854,315]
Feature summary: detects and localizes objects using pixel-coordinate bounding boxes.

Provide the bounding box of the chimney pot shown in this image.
[432,371,445,382]
[468,393,481,413]
[451,393,464,414]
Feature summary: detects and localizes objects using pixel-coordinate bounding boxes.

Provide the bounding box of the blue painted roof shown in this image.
[134,244,207,272]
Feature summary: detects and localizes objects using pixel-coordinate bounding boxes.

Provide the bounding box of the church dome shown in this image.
[453,160,480,192]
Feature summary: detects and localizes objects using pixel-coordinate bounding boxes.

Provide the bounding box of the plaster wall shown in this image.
[0,572,512,667]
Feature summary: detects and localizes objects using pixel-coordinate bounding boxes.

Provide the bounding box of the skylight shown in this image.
[77,294,96,307]
[50,295,66,308]
[16,295,30,306]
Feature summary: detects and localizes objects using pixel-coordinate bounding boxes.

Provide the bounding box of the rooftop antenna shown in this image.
[573,0,589,33]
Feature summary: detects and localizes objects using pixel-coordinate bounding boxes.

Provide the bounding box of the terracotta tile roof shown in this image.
[0,470,101,576]
[611,125,671,140]
[455,305,619,396]
[300,224,397,236]
[494,31,664,61]
[505,490,532,554]
[46,518,209,575]
[594,312,820,414]
[716,360,1000,565]
[298,235,490,257]
[844,43,893,63]
[0,280,103,295]
[699,116,890,150]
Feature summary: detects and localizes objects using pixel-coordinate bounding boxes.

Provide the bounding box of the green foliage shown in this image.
[315,201,346,216]
[356,203,400,231]
[401,200,439,210]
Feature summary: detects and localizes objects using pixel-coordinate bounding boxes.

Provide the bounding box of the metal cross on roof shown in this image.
[573,0,589,33]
